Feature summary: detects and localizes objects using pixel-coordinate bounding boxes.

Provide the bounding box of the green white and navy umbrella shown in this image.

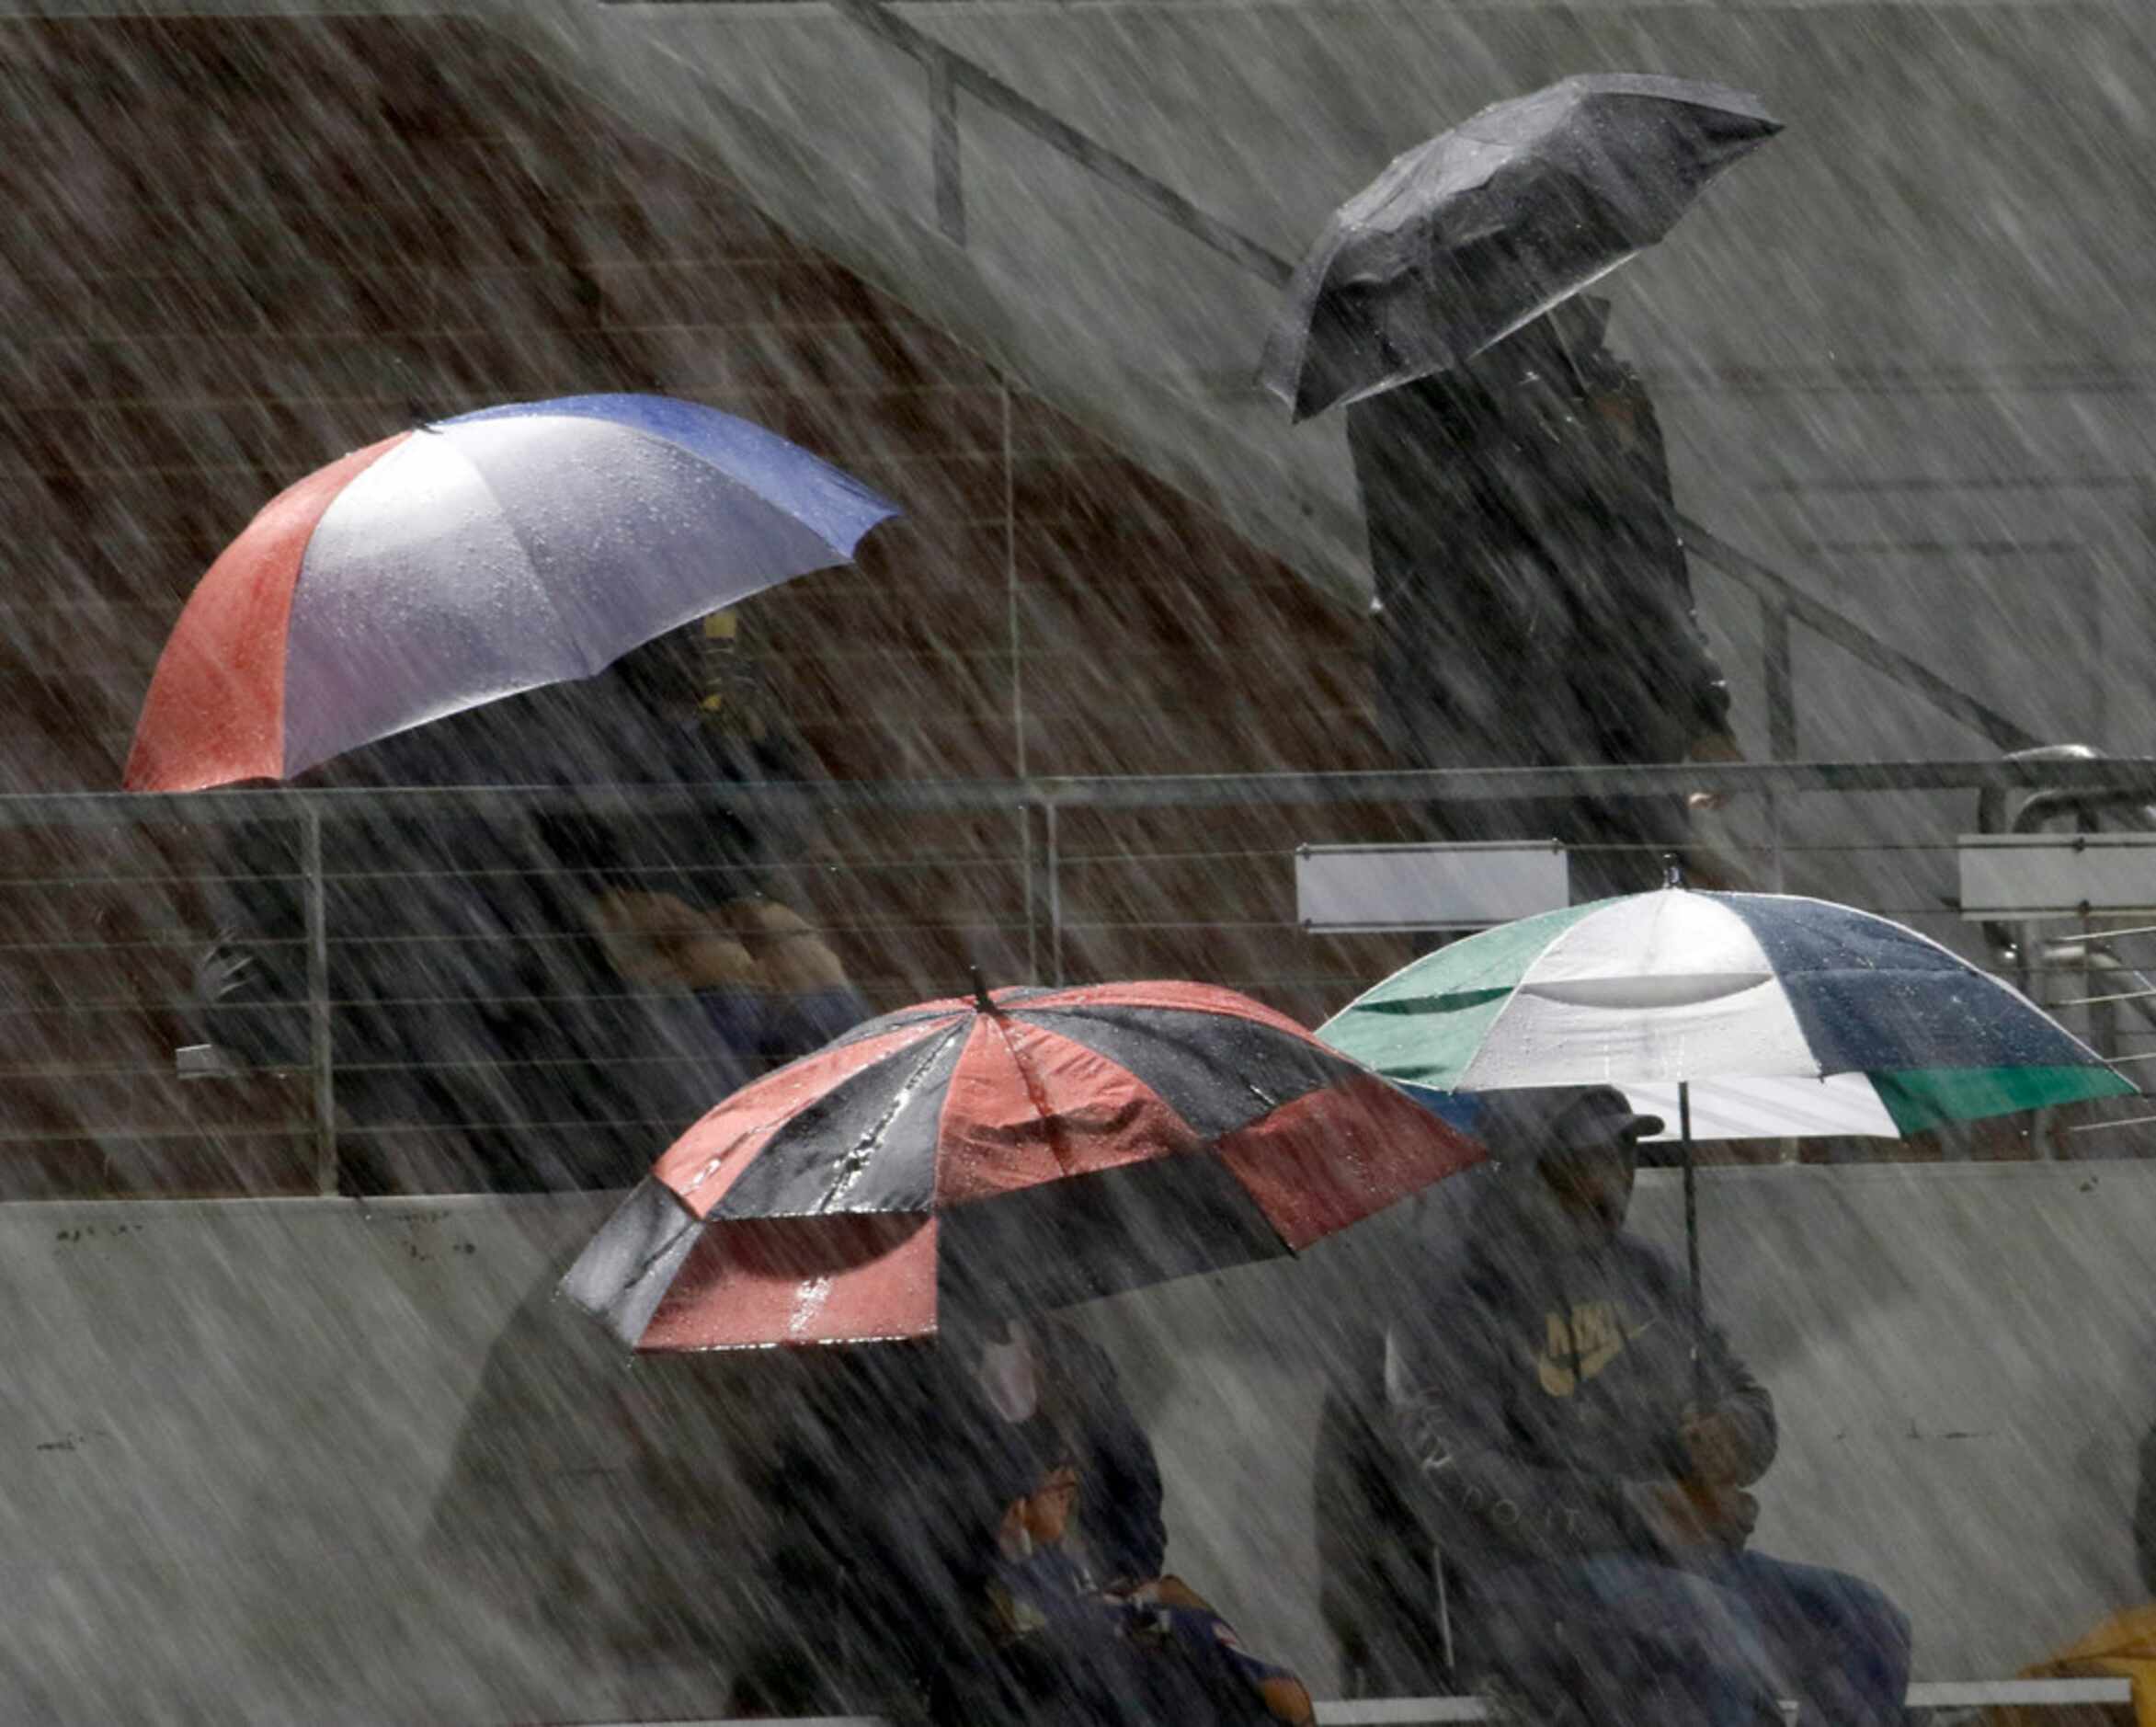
[1320,886,2131,1138]
[1318,886,2135,1387]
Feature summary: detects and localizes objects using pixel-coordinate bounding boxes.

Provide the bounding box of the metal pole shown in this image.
[24,756,2156,829]
[1020,803,1038,985]
[1045,803,1064,986]
[1682,1080,1704,1409]
[1762,787,1787,896]
[928,54,965,246]
[1762,599,1795,896]
[836,0,1297,289]
[1685,518,2042,753]
[2082,813,2116,1072]
[302,810,337,1196]
[1762,600,1798,763]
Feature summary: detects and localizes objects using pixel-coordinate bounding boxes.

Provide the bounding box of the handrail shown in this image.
[1675,520,2040,753]
[23,756,2156,829]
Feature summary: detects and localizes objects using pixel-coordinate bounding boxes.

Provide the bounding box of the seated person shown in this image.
[193,788,870,1192]
[188,627,873,1193]
[977,1443,1314,1727]
[582,877,870,1062]
[1385,1086,1911,1725]
[733,1308,1313,1725]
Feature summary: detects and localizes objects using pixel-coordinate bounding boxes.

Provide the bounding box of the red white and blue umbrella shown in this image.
[123,395,898,791]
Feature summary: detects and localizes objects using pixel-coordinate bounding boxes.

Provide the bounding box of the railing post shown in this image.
[1045,802,1063,986]
[1760,598,1796,895]
[1021,800,1063,986]
[1751,595,1802,897]
[2081,817,2118,1069]
[1762,786,1787,896]
[1762,598,1798,763]
[302,809,337,1196]
[927,53,965,246]
[1019,799,1037,984]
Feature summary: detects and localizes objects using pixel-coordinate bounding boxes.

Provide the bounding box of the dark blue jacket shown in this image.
[1386,1165,1774,1578]
[746,1323,1167,1719]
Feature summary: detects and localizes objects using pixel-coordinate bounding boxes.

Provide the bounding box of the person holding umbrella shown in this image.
[559,977,1483,1720]
[1261,75,1784,898]
[1348,298,1745,898]
[1383,1083,1911,1724]
[140,392,901,1193]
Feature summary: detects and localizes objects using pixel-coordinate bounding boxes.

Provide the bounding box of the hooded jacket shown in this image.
[1385,1150,1774,1580]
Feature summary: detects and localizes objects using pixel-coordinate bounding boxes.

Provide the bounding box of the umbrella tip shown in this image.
[968,966,998,1014]
[1663,854,1686,890]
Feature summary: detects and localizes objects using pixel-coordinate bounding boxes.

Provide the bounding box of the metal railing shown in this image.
[2,753,2153,1200]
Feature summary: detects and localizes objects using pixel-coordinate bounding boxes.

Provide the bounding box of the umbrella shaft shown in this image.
[1682,1081,1704,1408]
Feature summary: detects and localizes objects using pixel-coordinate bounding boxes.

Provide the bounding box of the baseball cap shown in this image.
[1473,1084,1665,1164]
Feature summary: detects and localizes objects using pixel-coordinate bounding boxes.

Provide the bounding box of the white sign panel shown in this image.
[1958,832,2156,918]
[1295,841,1569,932]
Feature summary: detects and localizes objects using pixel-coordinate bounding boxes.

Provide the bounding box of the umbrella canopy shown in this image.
[1319,887,2134,1141]
[123,394,898,791]
[562,980,1484,1352]
[1260,73,1783,421]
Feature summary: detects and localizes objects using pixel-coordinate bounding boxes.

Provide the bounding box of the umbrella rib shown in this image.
[987,1009,1080,1177]
[810,1020,965,1215]
[1021,1002,1362,1136]
[611,1183,705,1310]
[425,434,598,676]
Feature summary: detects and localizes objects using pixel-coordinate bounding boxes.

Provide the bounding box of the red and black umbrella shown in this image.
[561,980,1484,1351]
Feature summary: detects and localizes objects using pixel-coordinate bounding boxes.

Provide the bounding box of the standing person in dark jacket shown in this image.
[1348,299,1742,898]
[1386,1086,1910,1723]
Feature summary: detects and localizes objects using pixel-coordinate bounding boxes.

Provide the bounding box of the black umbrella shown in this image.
[1260,73,1783,421]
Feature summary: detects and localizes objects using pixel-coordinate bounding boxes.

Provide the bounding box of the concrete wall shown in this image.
[3,1161,2151,1719]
